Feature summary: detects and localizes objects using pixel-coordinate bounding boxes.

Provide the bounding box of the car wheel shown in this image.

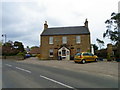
[81,59,86,64]
[95,58,98,62]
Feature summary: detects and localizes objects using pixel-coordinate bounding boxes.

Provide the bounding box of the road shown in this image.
[2,60,118,89]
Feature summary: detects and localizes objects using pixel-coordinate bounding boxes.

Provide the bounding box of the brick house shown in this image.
[40,19,91,60]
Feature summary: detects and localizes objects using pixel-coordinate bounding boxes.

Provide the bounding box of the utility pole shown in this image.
[2,34,7,44]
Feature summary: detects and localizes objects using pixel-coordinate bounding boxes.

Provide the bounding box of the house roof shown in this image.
[29,48,40,54]
[41,26,90,36]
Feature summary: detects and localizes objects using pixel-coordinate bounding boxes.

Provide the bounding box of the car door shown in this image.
[88,53,94,61]
[75,53,81,60]
[83,53,90,61]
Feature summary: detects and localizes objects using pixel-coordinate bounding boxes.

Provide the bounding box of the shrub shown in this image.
[17,52,25,57]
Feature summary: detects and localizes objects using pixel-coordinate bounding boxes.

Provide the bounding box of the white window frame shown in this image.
[62,36,67,44]
[49,49,53,57]
[76,36,81,44]
[49,37,53,44]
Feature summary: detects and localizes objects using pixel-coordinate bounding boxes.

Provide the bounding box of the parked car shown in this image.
[25,54,31,58]
[116,58,120,62]
[74,52,98,64]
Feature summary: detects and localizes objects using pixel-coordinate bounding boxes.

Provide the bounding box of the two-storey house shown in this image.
[40,19,91,60]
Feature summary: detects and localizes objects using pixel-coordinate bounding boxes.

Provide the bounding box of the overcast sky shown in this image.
[1,0,119,48]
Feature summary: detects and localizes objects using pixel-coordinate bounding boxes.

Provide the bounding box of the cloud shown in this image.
[1,0,119,48]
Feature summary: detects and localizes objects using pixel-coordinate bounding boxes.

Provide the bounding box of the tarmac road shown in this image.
[2,60,118,89]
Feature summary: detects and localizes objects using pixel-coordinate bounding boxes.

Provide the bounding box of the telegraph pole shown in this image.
[2,34,7,59]
[2,34,7,44]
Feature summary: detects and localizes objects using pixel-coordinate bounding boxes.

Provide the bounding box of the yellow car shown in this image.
[74,52,98,64]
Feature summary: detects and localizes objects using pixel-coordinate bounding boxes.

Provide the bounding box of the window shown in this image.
[83,53,89,56]
[49,49,53,57]
[76,36,81,44]
[62,37,67,44]
[62,50,66,56]
[58,51,61,55]
[88,53,94,56]
[49,37,53,44]
[76,48,80,53]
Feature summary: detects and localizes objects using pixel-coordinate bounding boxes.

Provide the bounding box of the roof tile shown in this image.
[41,26,90,36]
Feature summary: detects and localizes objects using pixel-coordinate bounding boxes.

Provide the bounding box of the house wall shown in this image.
[40,34,91,60]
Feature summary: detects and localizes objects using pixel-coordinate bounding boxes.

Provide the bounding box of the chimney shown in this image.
[84,19,88,28]
[44,21,48,30]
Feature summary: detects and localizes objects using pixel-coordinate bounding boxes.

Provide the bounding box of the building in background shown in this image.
[29,47,40,56]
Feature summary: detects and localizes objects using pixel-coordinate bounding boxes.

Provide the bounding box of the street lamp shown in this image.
[2,34,7,44]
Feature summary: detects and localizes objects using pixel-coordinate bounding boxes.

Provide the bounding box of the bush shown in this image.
[17,52,25,57]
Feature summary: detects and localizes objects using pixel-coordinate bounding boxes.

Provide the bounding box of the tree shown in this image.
[14,41,25,52]
[104,12,120,58]
[96,38,104,49]
[3,42,13,47]
[92,44,98,54]
[103,12,120,43]
[2,42,17,56]
[31,46,39,49]
[2,41,25,56]
[8,40,13,45]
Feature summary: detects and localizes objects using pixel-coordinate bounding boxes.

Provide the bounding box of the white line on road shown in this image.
[5,64,12,67]
[40,75,75,89]
[104,74,114,78]
[15,67,31,73]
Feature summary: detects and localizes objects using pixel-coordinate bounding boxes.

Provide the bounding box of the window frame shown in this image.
[76,36,81,44]
[49,49,54,57]
[62,36,67,44]
[49,37,53,44]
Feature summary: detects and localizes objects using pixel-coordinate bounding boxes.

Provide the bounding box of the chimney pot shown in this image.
[44,21,48,30]
[84,19,88,28]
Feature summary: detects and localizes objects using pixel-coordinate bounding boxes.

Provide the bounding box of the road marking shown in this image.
[5,64,12,67]
[40,75,75,89]
[104,74,114,77]
[15,67,31,73]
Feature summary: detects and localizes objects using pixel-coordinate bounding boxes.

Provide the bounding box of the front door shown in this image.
[62,50,66,60]
[66,50,70,60]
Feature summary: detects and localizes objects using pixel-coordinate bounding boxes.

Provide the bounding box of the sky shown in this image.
[1,0,119,48]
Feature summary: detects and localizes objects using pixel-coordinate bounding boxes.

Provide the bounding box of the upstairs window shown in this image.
[49,37,53,44]
[62,36,67,44]
[76,36,81,44]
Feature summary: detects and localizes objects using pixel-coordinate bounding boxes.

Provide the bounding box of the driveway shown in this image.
[18,57,118,78]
